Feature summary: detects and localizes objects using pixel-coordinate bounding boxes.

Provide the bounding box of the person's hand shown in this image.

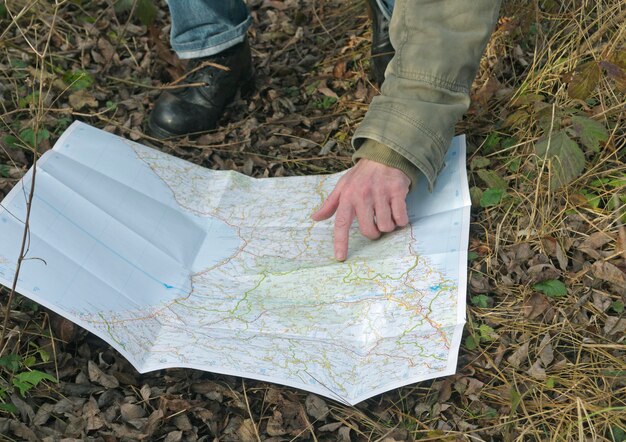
[311,159,411,261]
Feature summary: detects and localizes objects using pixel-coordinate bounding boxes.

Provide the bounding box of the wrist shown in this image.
[353,139,420,187]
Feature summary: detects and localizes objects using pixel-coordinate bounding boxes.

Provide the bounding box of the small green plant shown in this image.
[62,69,94,91]
[11,370,57,396]
[577,173,626,222]
[18,92,41,109]
[533,279,567,297]
[480,188,506,207]
[314,96,337,110]
[465,323,498,350]
[471,150,511,208]
[471,294,491,308]
[0,347,57,414]
[3,127,50,151]
[534,112,609,190]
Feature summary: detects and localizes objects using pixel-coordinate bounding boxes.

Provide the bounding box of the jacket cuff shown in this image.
[353,139,421,187]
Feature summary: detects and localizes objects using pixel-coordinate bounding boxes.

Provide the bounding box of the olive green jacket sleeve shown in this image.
[353,0,501,189]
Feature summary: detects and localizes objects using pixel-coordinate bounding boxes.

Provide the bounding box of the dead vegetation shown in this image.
[0,0,624,440]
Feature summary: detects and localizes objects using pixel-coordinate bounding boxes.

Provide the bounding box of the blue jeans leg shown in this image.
[167,0,252,59]
[376,0,395,19]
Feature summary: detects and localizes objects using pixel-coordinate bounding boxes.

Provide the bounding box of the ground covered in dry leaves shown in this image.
[0,0,625,441]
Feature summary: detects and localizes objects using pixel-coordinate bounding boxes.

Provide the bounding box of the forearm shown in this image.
[354,0,501,188]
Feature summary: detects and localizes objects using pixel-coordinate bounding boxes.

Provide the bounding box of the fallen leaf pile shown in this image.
[0,0,624,440]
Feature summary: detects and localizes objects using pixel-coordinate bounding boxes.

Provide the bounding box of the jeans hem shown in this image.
[172,16,252,59]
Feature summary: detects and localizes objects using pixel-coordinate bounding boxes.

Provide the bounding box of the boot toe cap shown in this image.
[148,93,218,139]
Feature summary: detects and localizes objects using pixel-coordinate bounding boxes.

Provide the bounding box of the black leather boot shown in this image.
[366,0,394,85]
[148,40,254,139]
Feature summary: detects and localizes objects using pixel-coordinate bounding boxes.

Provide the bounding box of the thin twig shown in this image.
[104,75,209,90]
[242,379,262,442]
[0,2,59,354]
[169,60,229,86]
[99,0,138,73]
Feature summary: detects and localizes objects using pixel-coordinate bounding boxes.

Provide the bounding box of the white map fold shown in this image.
[0,122,471,404]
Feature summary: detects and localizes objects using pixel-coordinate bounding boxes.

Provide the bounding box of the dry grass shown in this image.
[0,0,624,441]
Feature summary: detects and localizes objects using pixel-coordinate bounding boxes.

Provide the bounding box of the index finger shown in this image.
[333,203,355,261]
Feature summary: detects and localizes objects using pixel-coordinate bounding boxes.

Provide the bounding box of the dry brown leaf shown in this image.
[507,341,530,368]
[473,76,502,106]
[33,403,54,426]
[86,412,106,432]
[580,231,612,249]
[160,397,195,414]
[236,418,258,441]
[164,430,183,442]
[318,86,339,99]
[121,403,146,421]
[437,378,453,402]
[524,293,550,320]
[513,242,534,261]
[470,273,492,294]
[97,389,123,408]
[53,397,85,414]
[465,377,485,397]
[318,422,343,432]
[9,394,34,423]
[111,422,141,440]
[579,232,613,259]
[140,384,151,403]
[84,397,105,432]
[338,426,352,442]
[266,410,287,436]
[604,316,626,336]
[190,381,224,402]
[49,311,79,343]
[543,237,569,271]
[264,387,285,405]
[305,394,329,421]
[538,334,554,366]
[173,413,193,432]
[492,342,508,368]
[147,24,184,77]
[591,261,626,288]
[527,359,547,380]
[64,415,87,437]
[126,417,148,431]
[9,420,38,441]
[354,80,367,100]
[555,243,569,271]
[87,361,119,389]
[97,37,117,63]
[69,90,98,110]
[141,409,164,438]
[527,263,560,283]
[592,291,612,312]
[243,157,254,175]
[333,60,347,78]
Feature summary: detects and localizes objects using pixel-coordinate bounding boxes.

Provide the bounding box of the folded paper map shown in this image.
[0,122,471,404]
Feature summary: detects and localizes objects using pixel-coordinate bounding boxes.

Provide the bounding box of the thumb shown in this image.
[311,189,340,221]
